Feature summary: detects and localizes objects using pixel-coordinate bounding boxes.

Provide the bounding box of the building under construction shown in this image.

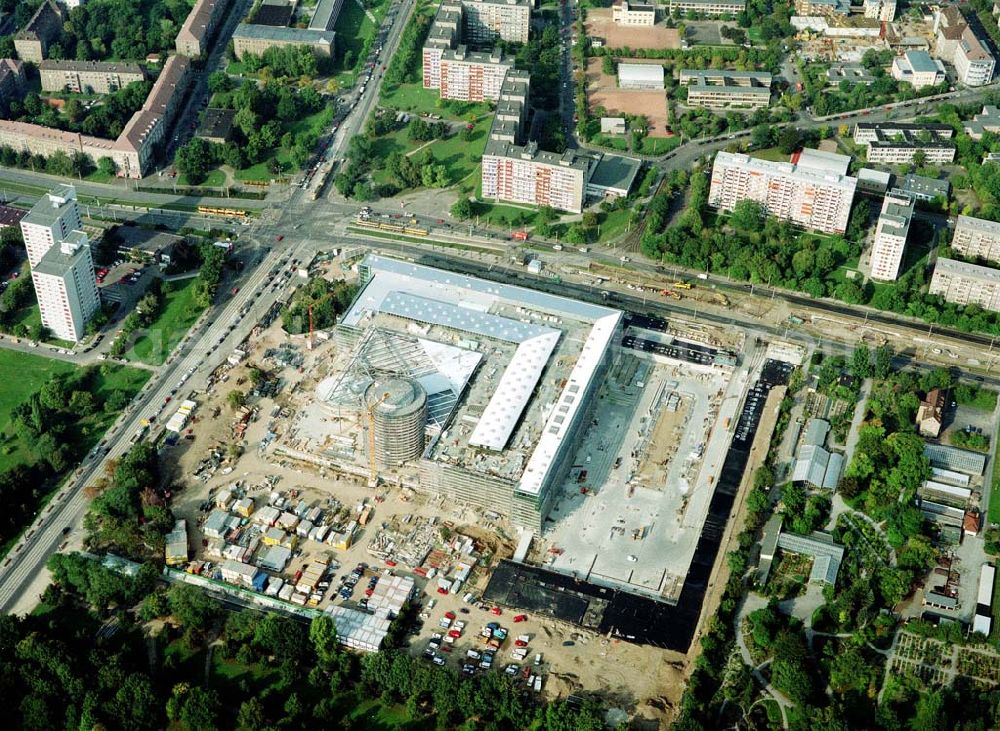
[277,255,623,531]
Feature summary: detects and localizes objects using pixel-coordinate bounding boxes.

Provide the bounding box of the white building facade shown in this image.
[31,231,100,342]
[20,184,82,267]
[869,189,914,281]
[708,151,857,235]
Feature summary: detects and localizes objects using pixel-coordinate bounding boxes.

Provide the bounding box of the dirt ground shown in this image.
[636,399,691,489]
[164,297,690,726]
[585,8,681,50]
[586,58,670,137]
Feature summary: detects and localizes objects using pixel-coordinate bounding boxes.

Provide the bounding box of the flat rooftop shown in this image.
[347,256,621,495]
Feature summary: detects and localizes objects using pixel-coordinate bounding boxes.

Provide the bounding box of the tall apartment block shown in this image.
[439,47,513,102]
[481,71,593,213]
[423,0,530,100]
[950,215,1000,263]
[869,189,915,281]
[708,151,858,235]
[31,231,100,342]
[863,0,895,20]
[929,257,1000,312]
[20,184,82,267]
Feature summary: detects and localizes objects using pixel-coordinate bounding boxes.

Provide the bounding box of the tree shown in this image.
[167,584,221,632]
[227,390,246,410]
[207,71,233,94]
[179,687,221,731]
[875,344,894,379]
[309,615,339,667]
[451,198,473,220]
[174,139,214,185]
[778,126,802,154]
[98,156,118,177]
[581,211,599,228]
[730,199,764,231]
[851,344,872,379]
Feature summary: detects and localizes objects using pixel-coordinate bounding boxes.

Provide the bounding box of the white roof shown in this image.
[796,148,851,176]
[618,63,664,82]
[921,480,972,500]
[978,563,995,606]
[973,613,992,635]
[323,605,391,652]
[517,312,621,497]
[469,331,561,451]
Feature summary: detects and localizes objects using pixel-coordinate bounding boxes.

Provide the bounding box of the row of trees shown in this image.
[239,45,319,78]
[0,143,113,181]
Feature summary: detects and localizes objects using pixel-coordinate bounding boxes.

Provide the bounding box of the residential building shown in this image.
[438,47,513,102]
[666,0,745,15]
[827,63,876,86]
[422,0,530,92]
[929,257,1000,313]
[934,6,967,60]
[232,24,337,59]
[39,60,146,94]
[679,69,771,109]
[0,55,189,179]
[869,189,914,281]
[309,0,345,30]
[854,122,956,164]
[31,231,100,342]
[0,59,25,107]
[891,50,946,89]
[612,0,656,25]
[708,151,858,235]
[863,0,895,21]
[482,141,592,213]
[14,0,64,63]
[964,105,1000,139]
[916,388,946,438]
[934,8,995,86]
[795,0,850,14]
[950,214,1000,263]
[954,27,995,86]
[618,63,664,90]
[897,173,949,203]
[20,184,82,268]
[175,0,230,57]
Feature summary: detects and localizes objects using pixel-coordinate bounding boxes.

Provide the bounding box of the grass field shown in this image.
[335,0,379,71]
[750,146,791,162]
[594,207,634,243]
[990,449,1000,523]
[124,278,205,366]
[0,352,76,469]
[373,116,491,191]
[637,136,681,155]
[380,82,492,121]
[590,133,630,151]
[178,169,226,188]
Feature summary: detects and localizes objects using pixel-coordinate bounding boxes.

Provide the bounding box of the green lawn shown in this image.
[474,200,544,228]
[334,0,378,71]
[590,133,630,152]
[990,448,1000,523]
[750,146,790,162]
[124,278,206,366]
[380,82,492,121]
[637,136,681,155]
[373,116,490,190]
[594,208,634,243]
[178,169,226,188]
[0,351,76,472]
